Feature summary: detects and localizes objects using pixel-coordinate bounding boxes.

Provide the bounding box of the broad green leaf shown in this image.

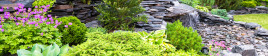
[59,44,69,56]
[17,49,32,56]
[32,51,43,56]
[52,43,60,56]
[31,44,42,53]
[42,45,52,56]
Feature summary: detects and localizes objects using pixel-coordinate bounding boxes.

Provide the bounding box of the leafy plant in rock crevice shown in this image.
[95,0,147,31]
[166,20,203,51]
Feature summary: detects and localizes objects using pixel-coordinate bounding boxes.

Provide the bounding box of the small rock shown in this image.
[241,49,257,56]
[148,9,159,12]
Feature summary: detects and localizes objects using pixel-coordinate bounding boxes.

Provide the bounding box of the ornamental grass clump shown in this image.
[95,0,147,30]
[166,20,203,51]
[0,4,71,55]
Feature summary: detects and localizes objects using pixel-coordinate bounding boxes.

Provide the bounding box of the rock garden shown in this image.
[0,0,267,56]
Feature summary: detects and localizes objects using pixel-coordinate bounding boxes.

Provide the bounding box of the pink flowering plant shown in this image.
[208,40,231,56]
[0,4,71,55]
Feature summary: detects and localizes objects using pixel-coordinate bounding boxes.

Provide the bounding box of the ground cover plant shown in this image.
[234,14,268,29]
[0,3,71,55]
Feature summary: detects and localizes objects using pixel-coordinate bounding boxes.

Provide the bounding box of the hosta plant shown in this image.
[17,43,69,56]
[166,20,203,51]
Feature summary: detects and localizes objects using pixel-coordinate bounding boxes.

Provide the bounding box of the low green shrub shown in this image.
[210,9,229,20]
[241,1,257,8]
[95,0,147,30]
[195,5,209,12]
[180,0,200,7]
[65,31,164,56]
[81,0,91,5]
[166,20,203,51]
[0,22,62,55]
[56,16,87,45]
[17,43,69,56]
[87,27,107,34]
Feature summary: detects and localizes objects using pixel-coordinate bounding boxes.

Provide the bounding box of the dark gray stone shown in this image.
[244,23,261,29]
[232,46,244,53]
[241,49,257,56]
[85,20,101,28]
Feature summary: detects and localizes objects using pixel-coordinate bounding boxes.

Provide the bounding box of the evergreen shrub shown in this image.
[166,20,203,51]
[241,1,257,8]
[95,0,147,30]
[210,9,230,20]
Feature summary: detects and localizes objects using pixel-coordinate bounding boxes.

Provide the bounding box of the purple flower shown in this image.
[48,15,52,18]
[41,32,43,36]
[39,21,43,23]
[46,5,50,8]
[0,9,3,12]
[64,25,68,28]
[18,9,24,12]
[4,12,10,18]
[46,22,50,24]
[43,9,47,12]
[54,25,58,28]
[28,21,36,25]
[35,6,38,8]
[6,7,9,9]
[68,22,72,25]
[46,22,50,25]
[34,15,40,19]
[0,25,2,28]
[35,23,39,27]
[1,29,4,32]
[14,7,19,10]
[16,22,19,25]
[28,8,31,12]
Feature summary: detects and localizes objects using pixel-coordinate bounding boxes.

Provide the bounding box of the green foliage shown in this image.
[199,0,215,7]
[32,0,55,8]
[241,1,257,8]
[166,20,203,51]
[65,31,165,56]
[95,0,147,30]
[195,5,209,12]
[56,16,87,45]
[81,0,91,5]
[17,43,69,56]
[0,22,62,54]
[180,0,200,7]
[87,27,107,34]
[215,0,243,10]
[210,9,230,20]
[138,30,176,52]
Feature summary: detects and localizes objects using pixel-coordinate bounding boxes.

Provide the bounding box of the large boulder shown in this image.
[231,45,258,56]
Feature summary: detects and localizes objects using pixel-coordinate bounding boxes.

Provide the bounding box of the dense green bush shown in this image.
[57,16,87,45]
[17,43,69,56]
[95,0,147,30]
[210,9,229,20]
[199,0,215,7]
[241,1,257,8]
[32,0,55,8]
[195,5,209,12]
[166,20,203,51]
[0,22,62,55]
[164,49,200,56]
[65,31,164,56]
